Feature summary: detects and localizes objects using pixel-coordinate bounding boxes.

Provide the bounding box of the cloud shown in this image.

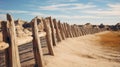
[39,3,96,11]
[0,9,30,20]
[84,10,120,16]
[51,15,103,19]
[49,14,120,25]
[0,2,119,25]
[47,0,78,3]
[28,12,46,16]
[108,3,120,10]
[83,3,120,16]
[27,11,103,19]
[0,9,29,14]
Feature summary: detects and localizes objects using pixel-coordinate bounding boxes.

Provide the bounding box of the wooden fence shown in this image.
[0,14,107,67]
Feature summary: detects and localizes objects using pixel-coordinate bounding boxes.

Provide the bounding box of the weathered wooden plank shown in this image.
[31,17,44,67]
[71,25,75,37]
[53,19,62,42]
[79,28,84,36]
[70,25,74,37]
[73,25,78,37]
[66,23,72,38]
[61,23,67,38]
[48,17,57,46]
[6,13,21,67]
[75,26,79,37]
[77,26,82,36]
[58,21,65,40]
[77,26,80,36]
[63,23,69,38]
[43,18,54,55]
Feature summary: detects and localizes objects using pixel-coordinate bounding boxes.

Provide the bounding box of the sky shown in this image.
[0,0,120,25]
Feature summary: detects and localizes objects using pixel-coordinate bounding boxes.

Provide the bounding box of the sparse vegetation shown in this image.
[98,31,120,51]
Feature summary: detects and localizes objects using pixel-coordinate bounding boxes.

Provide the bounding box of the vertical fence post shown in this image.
[82,28,86,36]
[66,23,72,38]
[78,26,82,36]
[79,28,83,36]
[58,21,65,40]
[49,17,57,46]
[69,25,74,37]
[64,23,70,38]
[43,18,55,55]
[62,23,67,38]
[76,26,80,36]
[6,13,21,67]
[63,23,69,38]
[84,28,87,35]
[71,25,75,37]
[31,17,44,67]
[73,25,78,37]
[80,28,84,36]
[53,19,62,42]
[61,23,67,39]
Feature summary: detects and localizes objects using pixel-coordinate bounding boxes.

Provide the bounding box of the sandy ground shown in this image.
[44,31,120,67]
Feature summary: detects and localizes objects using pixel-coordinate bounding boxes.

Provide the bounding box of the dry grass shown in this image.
[98,31,120,50]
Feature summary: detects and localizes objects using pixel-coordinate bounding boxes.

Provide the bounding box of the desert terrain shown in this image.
[43,31,120,67]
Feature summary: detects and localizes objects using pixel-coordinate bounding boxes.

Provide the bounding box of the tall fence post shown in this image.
[69,24,74,37]
[53,19,62,42]
[62,23,67,38]
[6,13,21,67]
[63,23,69,38]
[49,17,57,46]
[43,18,55,55]
[73,25,78,37]
[66,23,72,38]
[76,26,79,37]
[71,25,76,37]
[31,17,44,67]
[78,26,82,36]
[58,21,65,40]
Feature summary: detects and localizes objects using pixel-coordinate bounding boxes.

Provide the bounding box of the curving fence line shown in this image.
[0,14,108,67]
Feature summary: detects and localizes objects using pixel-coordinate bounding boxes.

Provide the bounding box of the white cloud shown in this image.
[28,12,103,19]
[108,3,120,10]
[83,3,120,16]
[39,3,96,10]
[50,14,120,25]
[47,0,78,3]
[69,0,78,2]
[51,15,103,19]
[29,12,45,16]
[25,10,120,25]
[84,10,120,16]
[0,9,29,14]
[0,2,119,25]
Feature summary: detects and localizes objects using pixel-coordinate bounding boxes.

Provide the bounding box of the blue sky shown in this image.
[0,0,120,25]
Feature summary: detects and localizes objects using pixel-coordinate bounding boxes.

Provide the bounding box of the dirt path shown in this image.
[44,31,120,67]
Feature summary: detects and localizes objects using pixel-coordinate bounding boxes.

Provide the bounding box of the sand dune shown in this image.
[44,31,120,67]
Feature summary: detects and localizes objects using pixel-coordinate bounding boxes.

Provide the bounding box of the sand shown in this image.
[44,31,120,67]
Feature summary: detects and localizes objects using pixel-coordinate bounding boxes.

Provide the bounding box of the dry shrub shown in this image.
[98,31,120,50]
